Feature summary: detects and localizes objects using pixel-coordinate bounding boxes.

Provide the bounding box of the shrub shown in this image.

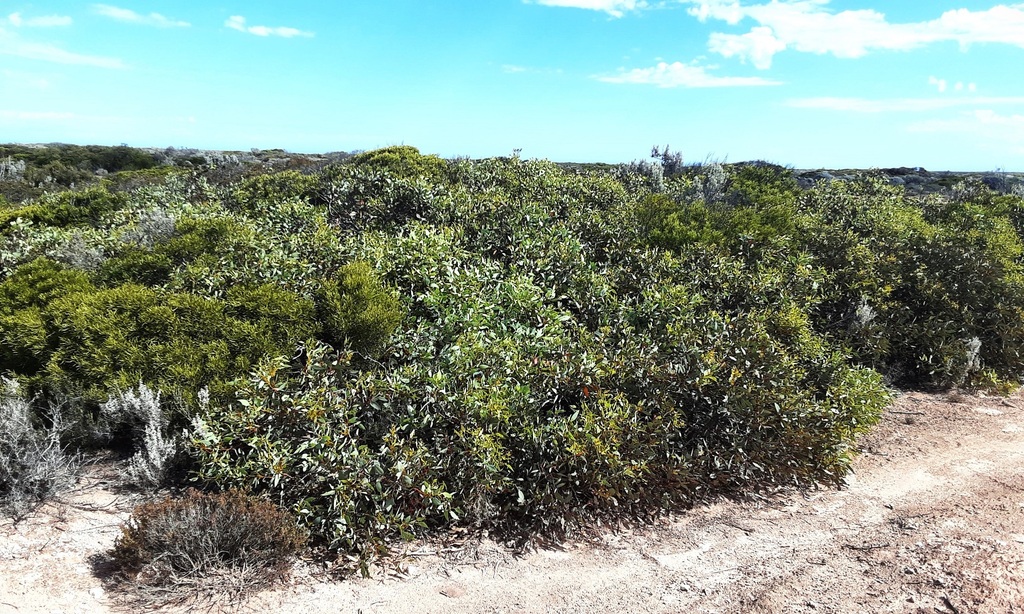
[109,488,306,598]
[349,145,448,180]
[98,383,178,488]
[121,208,176,248]
[799,177,1024,385]
[0,378,80,518]
[0,261,321,411]
[314,261,403,356]
[95,247,174,287]
[0,257,93,312]
[0,187,125,233]
[52,232,106,272]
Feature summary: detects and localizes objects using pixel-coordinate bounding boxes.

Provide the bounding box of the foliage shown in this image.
[0,260,322,411]
[798,178,1024,386]
[349,145,448,181]
[5,143,1022,572]
[0,187,126,233]
[314,261,404,356]
[0,144,158,174]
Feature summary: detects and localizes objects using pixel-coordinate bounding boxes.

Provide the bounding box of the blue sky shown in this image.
[1,1,1022,169]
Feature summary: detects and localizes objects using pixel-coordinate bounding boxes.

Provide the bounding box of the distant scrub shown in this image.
[2,145,1022,572]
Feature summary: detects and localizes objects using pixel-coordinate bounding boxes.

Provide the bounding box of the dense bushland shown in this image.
[2,145,1022,570]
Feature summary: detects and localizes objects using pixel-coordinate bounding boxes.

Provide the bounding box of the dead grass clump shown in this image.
[108,488,307,605]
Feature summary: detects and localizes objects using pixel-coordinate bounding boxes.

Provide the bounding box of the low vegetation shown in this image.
[1,144,1022,580]
[109,488,306,603]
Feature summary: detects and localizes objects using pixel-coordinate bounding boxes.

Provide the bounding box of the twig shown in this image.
[1,602,20,610]
[407,547,465,557]
[888,410,925,416]
[843,542,891,551]
[722,520,756,534]
[708,566,744,575]
[941,595,961,614]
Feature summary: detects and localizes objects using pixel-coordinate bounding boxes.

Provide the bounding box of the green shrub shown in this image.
[230,170,319,212]
[96,248,174,286]
[314,261,403,356]
[192,348,450,567]
[0,259,93,374]
[0,187,125,233]
[0,257,93,312]
[9,147,1015,574]
[349,146,448,180]
[159,217,249,265]
[0,259,324,411]
[799,177,1024,385]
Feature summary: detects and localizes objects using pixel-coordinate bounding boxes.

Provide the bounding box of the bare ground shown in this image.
[2,389,1022,614]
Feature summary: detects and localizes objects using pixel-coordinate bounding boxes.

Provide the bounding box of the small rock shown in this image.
[90,587,105,599]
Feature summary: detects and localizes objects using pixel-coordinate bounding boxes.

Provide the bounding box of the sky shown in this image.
[1,1,1023,170]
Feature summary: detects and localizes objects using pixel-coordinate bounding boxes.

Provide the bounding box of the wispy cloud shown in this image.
[2,69,52,89]
[225,15,313,38]
[0,27,125,68]
[502,64,564,75]
[527,0,648,18]
[598,61,781,87]
[7,12,72,27]
[684,1,1024,68]
[908,109,1024,155]
[786,96,1024,113]
[93,4,190,28]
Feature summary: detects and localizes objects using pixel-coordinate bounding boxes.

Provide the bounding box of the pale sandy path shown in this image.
[2,390,1022,613]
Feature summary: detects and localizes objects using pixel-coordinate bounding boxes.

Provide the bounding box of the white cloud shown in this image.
[93,4,189,28]
[708,25,785,69]
[528,0,647,18]
[7,13,72,27]
[225,15,313,38]
[0,27,125,68]
[685,1,1024,68]
[929,76,948,93]
[598,61,782,87]
[786,96,1024,113]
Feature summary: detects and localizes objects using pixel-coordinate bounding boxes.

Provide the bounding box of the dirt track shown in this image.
[2,390,1022,613]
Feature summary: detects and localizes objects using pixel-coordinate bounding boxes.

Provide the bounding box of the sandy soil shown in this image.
[2,389,1022,614]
